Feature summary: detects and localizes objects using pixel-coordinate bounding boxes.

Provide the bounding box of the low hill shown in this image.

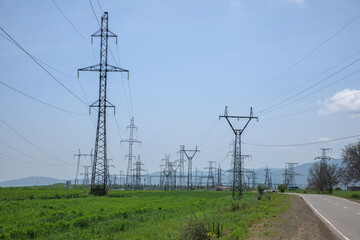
[0,176,67,187]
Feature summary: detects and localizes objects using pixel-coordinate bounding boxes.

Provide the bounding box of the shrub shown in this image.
[182,216,209,240]
[334,187,342,191]
[230,201,240,212]
[257,184,265,195]
[278,184,286,193]
[351,193,360,200]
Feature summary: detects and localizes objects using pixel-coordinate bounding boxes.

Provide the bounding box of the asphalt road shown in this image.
[295,193,360,240]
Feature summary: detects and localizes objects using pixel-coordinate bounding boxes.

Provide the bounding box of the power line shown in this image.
[257,57,360,115]
[259,67,360,116]
[0,152,41,166]
[0,117,72,164]
[0,81,87,116]
[89,0,100,26]
[230,11,360,106]
[0,140,63,166]
[244,134,360,147]
[255,49,360,109]
[262,89,360,121]
[0,27,88,105]
[51,0,89,43]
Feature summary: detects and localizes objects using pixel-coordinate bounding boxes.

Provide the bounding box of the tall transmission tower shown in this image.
[217,164,222,187]
[81,165,92,187]
[314,148,333,192]
[264,166,271,189]
[78,12,129,196]
[251,169,256,189]
[181,146,200,189]
[178,145,186,187]
[220,106,258,198]
[133,155,146,190]
[283,162,299,189]
[161,154,177,191]
[121,117,141,190]
[73,149,93,187]
[205,161,216,188]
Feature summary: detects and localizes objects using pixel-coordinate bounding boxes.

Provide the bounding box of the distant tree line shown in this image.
[307,140,360,194]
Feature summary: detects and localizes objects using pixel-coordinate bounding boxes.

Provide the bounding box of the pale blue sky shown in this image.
[1,0,360,182]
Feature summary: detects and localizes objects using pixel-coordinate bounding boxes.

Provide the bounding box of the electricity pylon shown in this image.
[178,145,186,186]
[205,161,216,188]
[73,149,93,187]
[121,117,141,190]
[314,148,333,192]
[161,154,177,190]
[283,162,299,189]
[133,155,146,190]
[78,12,129,196]
[219,106,258,198]
[264,166,271,189]
[181,146,200,189]
[81,165,92,187]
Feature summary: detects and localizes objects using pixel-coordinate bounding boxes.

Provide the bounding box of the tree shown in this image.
[307,161,342,194]
[342,141,360,184]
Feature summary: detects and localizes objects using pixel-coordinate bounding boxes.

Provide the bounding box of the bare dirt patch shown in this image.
[248,195,338,240]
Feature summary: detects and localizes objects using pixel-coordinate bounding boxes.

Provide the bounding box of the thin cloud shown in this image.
[230,0,242,7]
[318,89,360,116]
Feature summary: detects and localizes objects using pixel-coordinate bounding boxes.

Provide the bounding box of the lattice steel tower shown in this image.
[219,106,258,198]
[121,117,141,190]
[133,155,146,190]
[264,166,271,189]
[181,146,200,189]
[78,12,129,195]
[178,145,186,186]
[284,162,298,188]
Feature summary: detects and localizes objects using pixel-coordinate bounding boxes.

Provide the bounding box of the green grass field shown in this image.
[0,187,290,240]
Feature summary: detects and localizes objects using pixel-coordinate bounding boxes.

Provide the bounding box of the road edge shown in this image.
[293,193,350,240]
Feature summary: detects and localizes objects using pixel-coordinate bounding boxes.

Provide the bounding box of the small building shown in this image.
[65,180,72,189]
[347,186,360,191]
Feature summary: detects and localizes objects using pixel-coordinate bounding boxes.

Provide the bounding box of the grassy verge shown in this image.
[284,189,360,201]
[0,187,290,239]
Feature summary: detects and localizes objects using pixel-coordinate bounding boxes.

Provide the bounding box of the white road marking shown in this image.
[296,194,350,240]
[357,212,360,215]
[335,203,338,206]
[343,207,347,209]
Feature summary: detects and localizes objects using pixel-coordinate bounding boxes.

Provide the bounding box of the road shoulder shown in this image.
[248,194,338,240]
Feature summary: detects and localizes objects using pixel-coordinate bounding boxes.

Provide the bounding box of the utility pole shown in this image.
[78,12,129,196]
[220,106,258,198]
[73,149,93,187]
[121,117,141,190]
[181,146,200,189]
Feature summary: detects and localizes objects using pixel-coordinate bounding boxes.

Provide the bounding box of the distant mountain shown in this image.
[1,159,343,188]
[0,176,67,187]
[253,159,343,188]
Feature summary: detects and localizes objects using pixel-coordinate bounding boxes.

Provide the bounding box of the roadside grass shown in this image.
[0,187,290,239]
[284,189,360,201]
